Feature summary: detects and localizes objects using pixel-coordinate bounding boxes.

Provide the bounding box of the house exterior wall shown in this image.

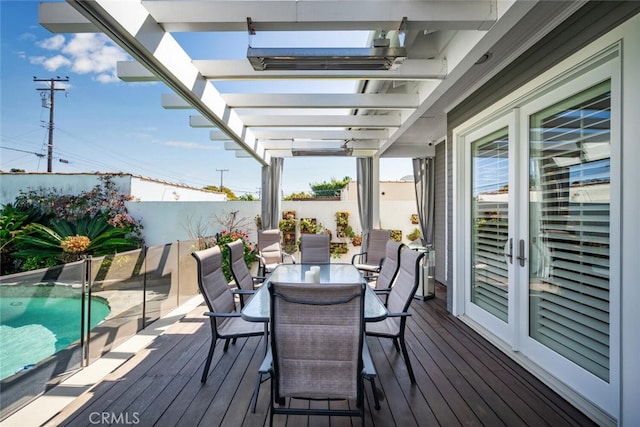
[446,9,640,426]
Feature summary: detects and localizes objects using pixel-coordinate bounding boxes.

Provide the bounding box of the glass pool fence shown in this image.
[0,239,202,421]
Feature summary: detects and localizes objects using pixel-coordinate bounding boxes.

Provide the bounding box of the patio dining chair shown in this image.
[372,240,405,302]
[227,239,266,308]
[257,229,295,276]
[352,229,391,280]
[299,233,330,264]
[366,248,424,383]
[192,245,265,383]
[265,281,376,425]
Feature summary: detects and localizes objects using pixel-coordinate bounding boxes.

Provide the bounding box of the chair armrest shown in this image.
[351,251,367,264]
[283,253,296,264]
[256,254,267,266]
[252,275,267,283]
[203,312,242,318]
[259,347,273,374]
[373,289,391,295]
[386,312,411,318]
[232,289,256,296]
[361,339,376,378]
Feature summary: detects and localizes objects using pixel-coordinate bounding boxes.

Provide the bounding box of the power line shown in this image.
[0,146,46,158]
[34,76,68,172]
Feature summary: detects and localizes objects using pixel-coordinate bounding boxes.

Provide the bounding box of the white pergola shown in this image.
[38,0,583,165]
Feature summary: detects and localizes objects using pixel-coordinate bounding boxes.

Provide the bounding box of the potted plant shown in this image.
[335,211,350,237]
[406,228,421,242]
[299,218,320,234]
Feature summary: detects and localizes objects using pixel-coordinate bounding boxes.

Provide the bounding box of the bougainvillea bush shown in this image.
[1,175,144,273]
[215,229,258,282]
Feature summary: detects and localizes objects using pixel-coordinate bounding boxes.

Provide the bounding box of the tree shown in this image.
[238,193,257,201]
[310,176,351,198]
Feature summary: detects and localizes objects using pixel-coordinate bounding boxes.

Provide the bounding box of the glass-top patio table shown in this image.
[241,263,388,323]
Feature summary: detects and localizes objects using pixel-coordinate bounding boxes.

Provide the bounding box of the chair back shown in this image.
[268,282,365,400]
[226,239,254,291]
[258,229,283,266]
[386,249,425,315]
[191,246,236,325]
[300,233,330,264]
[365,229,391,265]
[375,240,405,291]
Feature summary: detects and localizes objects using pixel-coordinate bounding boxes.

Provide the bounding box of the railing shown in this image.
[0,240,201,421]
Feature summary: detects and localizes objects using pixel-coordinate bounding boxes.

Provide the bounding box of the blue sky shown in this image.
[0,1,412,196]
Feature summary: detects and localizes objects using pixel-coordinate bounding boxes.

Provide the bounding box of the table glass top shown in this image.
[241,263,387,322]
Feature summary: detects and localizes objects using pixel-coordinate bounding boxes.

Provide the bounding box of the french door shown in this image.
[462,61,617,412]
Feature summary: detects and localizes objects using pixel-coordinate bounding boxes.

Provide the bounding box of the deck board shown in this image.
[45,284,597,427]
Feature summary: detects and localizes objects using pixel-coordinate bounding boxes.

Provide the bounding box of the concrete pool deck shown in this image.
[1,294,204,427]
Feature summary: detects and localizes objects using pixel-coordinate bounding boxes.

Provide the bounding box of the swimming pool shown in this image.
[0,285,110,380]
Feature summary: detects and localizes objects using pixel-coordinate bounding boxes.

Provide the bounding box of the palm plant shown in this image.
[13,215,142,265]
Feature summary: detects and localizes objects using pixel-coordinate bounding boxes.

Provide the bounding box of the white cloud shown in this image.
[30,33,130,84]
[36,34,66,50]
[44,55,73,71]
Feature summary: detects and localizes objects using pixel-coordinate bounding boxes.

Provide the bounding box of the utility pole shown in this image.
[216,168,229,190]
[34,76,68,172]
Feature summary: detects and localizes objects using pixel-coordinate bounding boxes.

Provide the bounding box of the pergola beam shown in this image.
[190,114,402,128]
[163,93,418,110]
[40,1,497,33]
[54,0,269,165]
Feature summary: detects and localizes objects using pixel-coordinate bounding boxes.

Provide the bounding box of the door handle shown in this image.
[517,239,526,267]
[506,238,513,264]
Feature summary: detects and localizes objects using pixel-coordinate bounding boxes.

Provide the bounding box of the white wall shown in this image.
[129,177,224,201]
[0,173,225,205]
[0,173,132,205]
[126,199,423,262]
[341,180,416,201]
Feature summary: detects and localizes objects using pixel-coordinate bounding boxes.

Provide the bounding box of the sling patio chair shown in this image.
[351,229,391,280]
[264,281,377,426]
[299,233,331,264]
[226,239,266,308]
[366,247,424,383]
[372,240,406,303]
[192,245,265,383]
[257,229,296,276]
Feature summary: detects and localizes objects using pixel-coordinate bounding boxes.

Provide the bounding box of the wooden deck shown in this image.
[45,284,596,427]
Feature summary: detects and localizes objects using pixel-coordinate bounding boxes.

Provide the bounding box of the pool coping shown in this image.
[1,294,204,427]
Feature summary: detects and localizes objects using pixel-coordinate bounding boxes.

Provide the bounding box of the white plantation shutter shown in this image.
[529,81,611,381]
[471,129,509,322]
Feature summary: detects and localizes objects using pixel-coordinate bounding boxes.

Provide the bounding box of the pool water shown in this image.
[0,294,110,380]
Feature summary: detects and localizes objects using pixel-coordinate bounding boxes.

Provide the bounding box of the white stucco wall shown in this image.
[126,199,423,262]
[0,173,224,205]
[0,173,132,205]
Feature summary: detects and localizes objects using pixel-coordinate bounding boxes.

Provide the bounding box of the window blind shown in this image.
[529,81,611,381]
[471,129,509,322]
